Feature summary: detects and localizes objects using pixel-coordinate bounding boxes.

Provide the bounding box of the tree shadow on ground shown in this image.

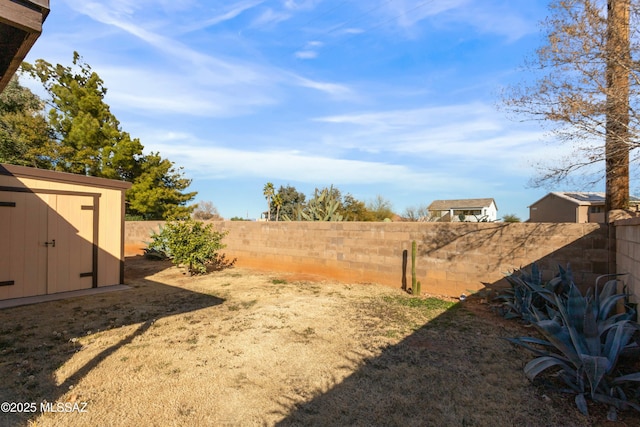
[274,225,640,426]
[273,298,601,427]
[0,256,225,426]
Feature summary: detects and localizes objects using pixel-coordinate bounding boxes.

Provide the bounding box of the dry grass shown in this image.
[0,257,637,426]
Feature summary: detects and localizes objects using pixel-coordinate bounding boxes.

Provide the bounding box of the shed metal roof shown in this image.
[0,163,132,190]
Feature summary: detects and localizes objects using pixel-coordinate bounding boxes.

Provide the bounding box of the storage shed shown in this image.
[0,163,131,301]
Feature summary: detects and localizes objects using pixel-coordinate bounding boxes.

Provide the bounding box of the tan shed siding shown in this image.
[0,164,130,300]
[0,192,48,299]
[97,188,125,286]
[46,194,95,293]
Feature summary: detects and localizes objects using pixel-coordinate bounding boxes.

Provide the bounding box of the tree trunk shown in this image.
[605,0,631,215]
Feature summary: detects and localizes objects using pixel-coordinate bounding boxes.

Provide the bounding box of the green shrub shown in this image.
[144,224,171,260]
[146,219,236,275]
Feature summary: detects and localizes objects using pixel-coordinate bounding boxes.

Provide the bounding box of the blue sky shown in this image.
[24,0,576,220]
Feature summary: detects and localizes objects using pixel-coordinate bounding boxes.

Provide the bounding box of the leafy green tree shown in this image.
[270,184,306,220]
[340,193,370,221]
[272,193,283,221]
[0,76,52,168]
[22,53,142,177]
[274,185,377,221]
[126,153,196,220]
[22,52,196,219]
[263,182,275,221]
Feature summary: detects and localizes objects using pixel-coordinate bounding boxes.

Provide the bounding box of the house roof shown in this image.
[428,198,497,211]
[530,192,640,207]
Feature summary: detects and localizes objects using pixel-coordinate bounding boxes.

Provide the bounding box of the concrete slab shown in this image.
[0,285,131,309]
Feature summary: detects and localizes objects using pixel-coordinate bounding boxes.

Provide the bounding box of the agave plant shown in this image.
[506,277,640,419]
[283,186,344,221]
[495,263,572,322]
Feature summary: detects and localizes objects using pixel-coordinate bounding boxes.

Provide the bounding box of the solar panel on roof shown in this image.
[564,193,605,202]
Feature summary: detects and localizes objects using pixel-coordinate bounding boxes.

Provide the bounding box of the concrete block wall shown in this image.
[125,221,609,298]
[124,220,164,257]
[615,217,640,303]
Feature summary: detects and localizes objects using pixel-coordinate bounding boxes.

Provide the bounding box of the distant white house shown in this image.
[427,198,498,222]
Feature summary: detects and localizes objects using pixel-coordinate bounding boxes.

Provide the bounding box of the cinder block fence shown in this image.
[614,217,640,303]
[125,221,614,298]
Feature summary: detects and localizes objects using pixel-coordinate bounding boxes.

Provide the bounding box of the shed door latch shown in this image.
[44,239,56,247]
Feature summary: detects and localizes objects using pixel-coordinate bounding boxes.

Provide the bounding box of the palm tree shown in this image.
[272,193,283,221]
[263,182,275,221]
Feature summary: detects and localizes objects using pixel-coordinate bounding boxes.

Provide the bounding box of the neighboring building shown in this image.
[427,198,498,222]
[0,0,50,92]
[0,164,131,301]
[528,192,640,223]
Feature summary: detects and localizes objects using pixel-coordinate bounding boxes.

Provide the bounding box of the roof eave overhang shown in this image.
[0,0,50,93]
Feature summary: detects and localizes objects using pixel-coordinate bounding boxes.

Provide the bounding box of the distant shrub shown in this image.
[502,213,521,223]
[192,200,223,221]
[125,214,146,221]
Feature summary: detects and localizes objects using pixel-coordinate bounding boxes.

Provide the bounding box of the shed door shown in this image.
[45,194,95,294]
[0,192,48,299]
[0,192,95,299]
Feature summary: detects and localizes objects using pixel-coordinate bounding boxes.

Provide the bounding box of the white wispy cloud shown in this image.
[180,1,265,33]
[295,50,318,59]
[376,0,538,41]
[251,8,291,27]
[386,0,470,29]
[292,75,354,98]
[98,66,277,117]
[294,40,323,59]
[61,0,356,115]
[148,141,458,189]
[283,0,321,11]
[341,28,365,35]
[452,2,539,42]
[314,102,554,173]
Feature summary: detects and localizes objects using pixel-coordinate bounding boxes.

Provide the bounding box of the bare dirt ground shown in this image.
[0,256,638,426]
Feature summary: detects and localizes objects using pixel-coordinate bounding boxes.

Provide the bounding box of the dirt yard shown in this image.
[0,256,637,426]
